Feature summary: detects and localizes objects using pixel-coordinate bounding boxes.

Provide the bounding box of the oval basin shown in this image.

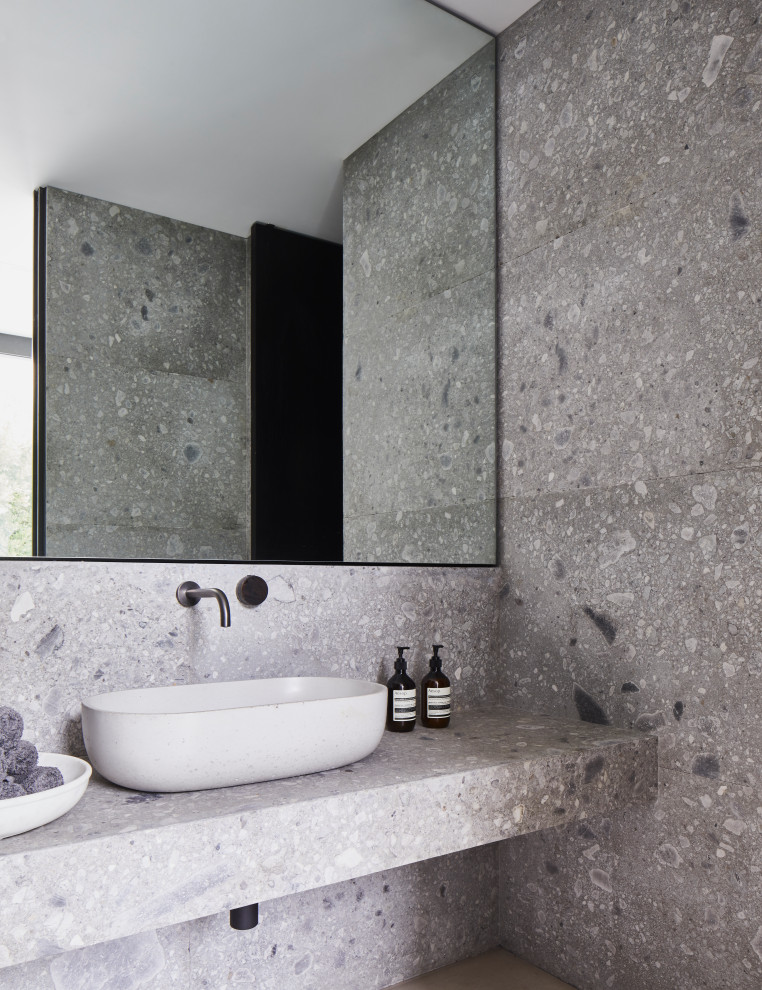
[81,677,387,792]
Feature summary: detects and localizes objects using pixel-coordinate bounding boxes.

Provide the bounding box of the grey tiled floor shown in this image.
[394,949,573,989]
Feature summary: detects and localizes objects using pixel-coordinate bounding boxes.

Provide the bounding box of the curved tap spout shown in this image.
[176,582,231,627]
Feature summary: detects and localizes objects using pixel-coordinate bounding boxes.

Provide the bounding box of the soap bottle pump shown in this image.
[386,647,416,732]
[420,644,451,728]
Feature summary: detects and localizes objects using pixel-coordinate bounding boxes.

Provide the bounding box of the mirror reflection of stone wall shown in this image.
[43,188,249,559]
[39,43,495,565]
[342,42,496,565]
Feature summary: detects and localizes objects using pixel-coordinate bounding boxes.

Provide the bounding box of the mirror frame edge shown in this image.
[26,37,500,570]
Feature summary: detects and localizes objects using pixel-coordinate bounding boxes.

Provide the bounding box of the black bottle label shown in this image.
[392,688,416,721]
[426,686,451,718]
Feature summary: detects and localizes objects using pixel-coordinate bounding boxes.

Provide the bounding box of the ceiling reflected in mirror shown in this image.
[0,0,488,249]
[1,1,498,566]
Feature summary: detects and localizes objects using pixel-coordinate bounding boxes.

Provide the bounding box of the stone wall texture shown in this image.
[343,42,496,565]
[0,849,498,990]
[43,188,249,559]
[495,1,762,987]
[5,2,761,986]
[0,557,499,987]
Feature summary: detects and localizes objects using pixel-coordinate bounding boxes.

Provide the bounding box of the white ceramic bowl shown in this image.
[0,753,92,840]
[82,677,387,792]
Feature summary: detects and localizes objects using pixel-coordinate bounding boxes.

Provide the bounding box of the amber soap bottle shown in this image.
[420,644,451,728]
[386,647,416,732]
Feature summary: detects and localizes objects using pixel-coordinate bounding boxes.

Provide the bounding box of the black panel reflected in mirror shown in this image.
[251,223,342,561]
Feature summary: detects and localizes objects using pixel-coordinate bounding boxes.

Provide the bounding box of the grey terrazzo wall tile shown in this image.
[497,0,762,262]
[43,187,249,559]
[500,766,762,990]
[495,0,762,986]
[344,274,496,515]
[498,470,762,783]
[0,558,499,754]
[499,145,762,498]
[46,358,247,559]
[0,846,496,990]
[0,929,190,990]
[0,555,498,988]
[343,500,496,566]
[188,846,498,990]
[343,43,496,564]
[344,43,495,328]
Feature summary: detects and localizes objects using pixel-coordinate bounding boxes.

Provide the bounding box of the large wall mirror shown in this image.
[2,1,496,566]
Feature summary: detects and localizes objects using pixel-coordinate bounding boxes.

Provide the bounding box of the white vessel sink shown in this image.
[81,677,387,792]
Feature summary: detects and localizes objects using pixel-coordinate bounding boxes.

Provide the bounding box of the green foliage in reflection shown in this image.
[0,430,32,557]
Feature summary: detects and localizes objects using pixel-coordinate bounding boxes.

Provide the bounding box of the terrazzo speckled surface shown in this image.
[343,43,496,564]
[495,0,762,987]
[344,43,495,327]
[185,848,497,990]
[498,470,762,778]
[343,500,497,567]
[500,767,762,989]
[0,555,501,982]
[0,848,497,990]
[0,930,190,990]
[497,0,762,262]
[0,707,655,968]
[499,145,762,497]
[496,468,762,987]
[43,188,249,559]
[0,559,499,756]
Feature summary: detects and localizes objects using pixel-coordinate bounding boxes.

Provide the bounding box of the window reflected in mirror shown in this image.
[0,342,33,556]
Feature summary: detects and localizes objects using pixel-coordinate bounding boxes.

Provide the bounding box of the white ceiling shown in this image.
[435,0,539,34]
[0,0,536,338]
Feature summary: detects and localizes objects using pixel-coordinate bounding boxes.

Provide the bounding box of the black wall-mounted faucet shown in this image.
[176,582,231,627]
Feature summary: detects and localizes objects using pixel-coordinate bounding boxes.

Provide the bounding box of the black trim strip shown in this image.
[0,554,497,568]
[491,38,500,568]
[32,188,47,557]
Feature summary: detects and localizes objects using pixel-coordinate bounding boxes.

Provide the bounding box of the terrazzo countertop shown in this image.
[0,708,656,969]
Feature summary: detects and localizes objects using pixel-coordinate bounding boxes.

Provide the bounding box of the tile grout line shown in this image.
[495,125,762,270]
[496,459,762,507]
